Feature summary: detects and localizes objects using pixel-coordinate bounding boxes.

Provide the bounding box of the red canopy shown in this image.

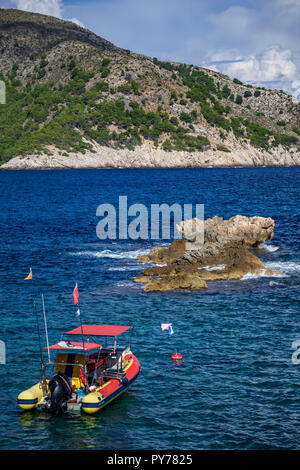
[44,341,101,351]
[66,325,131,337]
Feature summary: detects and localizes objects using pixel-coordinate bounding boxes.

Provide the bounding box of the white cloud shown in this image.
[275,0,300,15]
[291,80,300,99]
[208,45,298,96]
[13,0,63,17]
[65,17,84,28]
[221,46,297,83]
[209,6,256,33]
[12,0,84,26]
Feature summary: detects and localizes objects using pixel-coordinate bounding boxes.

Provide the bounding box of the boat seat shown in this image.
[55,353,85,391]
[86,356,108,372]
[103,369,126,381]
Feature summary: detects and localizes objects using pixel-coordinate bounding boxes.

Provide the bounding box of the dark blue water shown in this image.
[0,167,299,450]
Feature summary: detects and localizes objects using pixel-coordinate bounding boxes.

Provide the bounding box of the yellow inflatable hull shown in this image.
[17,382,48,411]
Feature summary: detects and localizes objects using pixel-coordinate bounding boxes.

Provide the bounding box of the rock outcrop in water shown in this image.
[134,215,282,291]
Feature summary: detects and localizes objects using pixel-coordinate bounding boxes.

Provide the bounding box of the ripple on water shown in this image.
[0,167,299,449]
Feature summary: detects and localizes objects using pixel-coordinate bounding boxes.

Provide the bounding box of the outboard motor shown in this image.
[44,372,72,414]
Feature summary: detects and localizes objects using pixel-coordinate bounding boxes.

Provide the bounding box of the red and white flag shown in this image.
[161,323,174,336]
[73,283,79,305]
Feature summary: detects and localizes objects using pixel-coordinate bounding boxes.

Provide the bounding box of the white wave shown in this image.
[265,261,300,275]
[241,269,286,280]
[69,249,150,260]
[108,266,142,271]
[116,281,135,287]
[269,280,282,287]
[198,264,226,271]
[259,243,279,253]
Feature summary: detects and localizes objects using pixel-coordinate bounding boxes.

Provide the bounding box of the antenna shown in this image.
[41,294,51,363]
[34,299,44,366]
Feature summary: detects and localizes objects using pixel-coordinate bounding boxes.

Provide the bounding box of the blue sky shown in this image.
[5,0,300,98]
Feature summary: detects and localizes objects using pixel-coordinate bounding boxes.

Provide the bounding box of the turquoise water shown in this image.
[0,167,299,449]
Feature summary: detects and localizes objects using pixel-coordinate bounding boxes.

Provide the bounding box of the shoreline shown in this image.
[1,164,300,170]
[0,142,299,170]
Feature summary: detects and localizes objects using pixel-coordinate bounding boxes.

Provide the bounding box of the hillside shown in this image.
[0,9,299,169]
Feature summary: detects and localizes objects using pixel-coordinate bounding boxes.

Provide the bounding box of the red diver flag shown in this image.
[73,282,79,305]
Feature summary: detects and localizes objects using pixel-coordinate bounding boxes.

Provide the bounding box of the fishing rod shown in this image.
[41,293,51,364]
[33,298,44,367]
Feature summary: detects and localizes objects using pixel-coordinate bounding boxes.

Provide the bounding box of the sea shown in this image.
[0,167,299,450]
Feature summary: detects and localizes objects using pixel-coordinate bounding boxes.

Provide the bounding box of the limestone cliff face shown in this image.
[0,10,299,169]
[135,215,283,292]
[1,142,299,169]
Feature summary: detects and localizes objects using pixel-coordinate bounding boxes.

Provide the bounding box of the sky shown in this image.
[4,0,300,99]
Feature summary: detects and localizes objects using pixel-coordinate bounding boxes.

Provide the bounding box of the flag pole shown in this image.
[74,283,88,388]
[74,282,86,352]
[41,294,51,363]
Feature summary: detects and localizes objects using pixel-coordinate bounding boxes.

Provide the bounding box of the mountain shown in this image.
[0,9,299,169]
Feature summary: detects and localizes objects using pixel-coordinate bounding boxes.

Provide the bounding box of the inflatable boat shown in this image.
[17,324,140,415]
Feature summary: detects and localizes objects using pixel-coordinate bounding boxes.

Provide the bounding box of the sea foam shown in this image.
[69,249,150,259]
[241,269,286,280]
[259,243,279,253]
[265,261,300,275]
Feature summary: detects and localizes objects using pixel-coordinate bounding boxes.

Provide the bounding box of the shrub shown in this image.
[96,81,109,91]
[217,145,231,152]
[170,116,179,126]
[273,133,298,147]
[170,90,177,101]
[101,58,110,67]
[37,69,46,79]
[180,112,192,123]
[233,78,243,85]
[222,84,231,98]
[69,58,76,71]
[162,139,172,151]
[131,80,140,95]
[153,57,175,71]
[117,83,132,94]
[292,127,300,135]
[100,67,110,78]
[235,95,243,105]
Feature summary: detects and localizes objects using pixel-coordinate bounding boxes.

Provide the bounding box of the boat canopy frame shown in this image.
[65,325,132,337]
[65,325,134,350]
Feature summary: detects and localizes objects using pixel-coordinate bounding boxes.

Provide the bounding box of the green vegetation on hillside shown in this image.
[0,57,212,161]
[0,18,298,164]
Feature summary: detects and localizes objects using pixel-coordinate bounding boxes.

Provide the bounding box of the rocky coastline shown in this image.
[1,142,299,170]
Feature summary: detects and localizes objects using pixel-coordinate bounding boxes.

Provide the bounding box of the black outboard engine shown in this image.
[44,372,72,414]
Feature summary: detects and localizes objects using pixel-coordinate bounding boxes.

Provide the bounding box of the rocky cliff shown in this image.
[0,9,299,169]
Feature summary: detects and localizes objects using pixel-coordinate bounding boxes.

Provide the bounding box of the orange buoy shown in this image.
[172,352,182,361]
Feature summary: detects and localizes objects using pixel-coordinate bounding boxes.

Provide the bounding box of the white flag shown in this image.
[161,323,174,336]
